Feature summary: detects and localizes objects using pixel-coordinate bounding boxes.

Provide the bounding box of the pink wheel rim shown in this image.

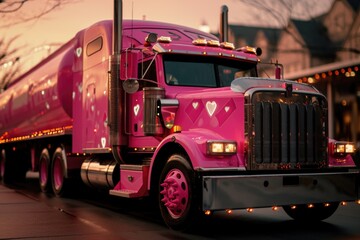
[160,169,189,219]
[53,157,63,191]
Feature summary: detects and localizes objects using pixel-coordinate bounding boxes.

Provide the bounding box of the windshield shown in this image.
[163,54,257,87]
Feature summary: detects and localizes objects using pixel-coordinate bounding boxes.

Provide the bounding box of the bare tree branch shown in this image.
[0,0,27,13]
[0,0,80,87]
[0,36,22,90]
[0,0,79,28]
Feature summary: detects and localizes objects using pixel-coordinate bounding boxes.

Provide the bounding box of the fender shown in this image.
[148,128,241,187]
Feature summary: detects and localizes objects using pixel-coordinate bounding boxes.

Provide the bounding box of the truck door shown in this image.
[82,24,111,150]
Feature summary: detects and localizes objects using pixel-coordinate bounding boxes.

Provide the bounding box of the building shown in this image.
[223,0,360,144]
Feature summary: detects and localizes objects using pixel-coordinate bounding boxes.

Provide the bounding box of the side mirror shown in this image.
[123,78,139,94]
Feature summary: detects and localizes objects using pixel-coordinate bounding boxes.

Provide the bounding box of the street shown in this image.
[0,177,359,240]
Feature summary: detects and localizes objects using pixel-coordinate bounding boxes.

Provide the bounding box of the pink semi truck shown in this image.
[0,1,359,230]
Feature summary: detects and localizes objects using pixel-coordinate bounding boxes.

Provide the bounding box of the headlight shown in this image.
[331,141,355,156]
[207,140,237,155]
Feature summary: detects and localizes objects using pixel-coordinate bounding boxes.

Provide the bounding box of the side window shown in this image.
[138,60,157,89]
[86,37,103,56]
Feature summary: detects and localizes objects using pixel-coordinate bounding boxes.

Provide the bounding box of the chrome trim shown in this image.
[196,167,246,171]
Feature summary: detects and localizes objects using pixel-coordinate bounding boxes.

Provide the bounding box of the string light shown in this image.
[296,65,358,84]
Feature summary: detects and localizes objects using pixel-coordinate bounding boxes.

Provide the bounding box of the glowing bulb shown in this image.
[272,206,279,211]
[204,210,211,215]
[246,208,253,213]
[226,209,232,214]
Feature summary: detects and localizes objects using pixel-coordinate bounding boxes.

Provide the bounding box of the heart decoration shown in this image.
[225,106,230,112]
[76,47,82,57]
[134,104,140,116]
[206,101,217,117]
[101,137,106,148]
[192,102,199,109]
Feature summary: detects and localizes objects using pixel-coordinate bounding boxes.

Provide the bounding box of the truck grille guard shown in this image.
[245,89,328,170]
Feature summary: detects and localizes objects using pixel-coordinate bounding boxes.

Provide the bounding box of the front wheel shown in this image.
[158,154,200,231]
[283,202,339,221]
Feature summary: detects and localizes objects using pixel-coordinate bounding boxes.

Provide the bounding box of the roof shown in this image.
[291,19,334,57]
[346,0,360,11]
[228,24,281,47]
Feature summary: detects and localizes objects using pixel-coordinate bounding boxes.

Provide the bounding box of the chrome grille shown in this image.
[248,91,328,170]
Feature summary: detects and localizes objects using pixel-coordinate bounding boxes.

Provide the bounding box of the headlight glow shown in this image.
[331,141,355,156]
[207,141,237,155]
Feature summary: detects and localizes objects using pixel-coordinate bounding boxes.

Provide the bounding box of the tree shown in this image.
[0,36,20,91]
[0,0,76,90]
[0,0,75,28]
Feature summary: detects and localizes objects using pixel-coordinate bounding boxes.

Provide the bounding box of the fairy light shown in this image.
[204,210,212,215]
[246,208,253,213]
[226,209,232,214]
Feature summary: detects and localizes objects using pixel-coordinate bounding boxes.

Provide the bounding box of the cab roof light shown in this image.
[157,36,172,43]
[192,38,208,46]
[192,39,236,49]
[220,42,235,50]
[237,46,262,56]
[207,40,221,47]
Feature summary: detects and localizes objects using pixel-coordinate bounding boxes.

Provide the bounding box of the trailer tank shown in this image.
[0,33,83,141]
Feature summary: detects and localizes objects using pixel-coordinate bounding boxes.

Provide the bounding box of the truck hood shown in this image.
[231,77,320,94]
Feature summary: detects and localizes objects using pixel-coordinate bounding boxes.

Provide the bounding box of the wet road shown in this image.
[1,177,360,240]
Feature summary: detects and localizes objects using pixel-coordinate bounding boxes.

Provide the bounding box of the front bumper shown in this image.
[201,170,359,211]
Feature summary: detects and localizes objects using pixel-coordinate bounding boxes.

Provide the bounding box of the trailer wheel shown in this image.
[51,147,68,197]
[0,149,5,180]
[283,202,339,221]
[159,154,199,231]
[39,149,51,193]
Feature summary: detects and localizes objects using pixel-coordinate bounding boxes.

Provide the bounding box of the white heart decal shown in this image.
[225,106,230,112]
[76,47,82,57]
[101,137,106,148]
[192,102,198,109]
[206,101,217,117]
[134,104,140,116]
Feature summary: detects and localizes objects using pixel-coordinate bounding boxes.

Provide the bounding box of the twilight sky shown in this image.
[2,0,333,71]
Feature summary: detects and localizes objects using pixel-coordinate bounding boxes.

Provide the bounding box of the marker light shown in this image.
[192,38,208,46]
[157,36,172,43]
[220,42,235,50]
[237,46,262,56]
[207,40,221,47]
[207,140,237,155]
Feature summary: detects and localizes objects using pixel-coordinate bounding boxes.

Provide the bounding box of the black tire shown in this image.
[158,154,200,231]
[283,202,339,221]
[39,149,52,193]
[0,149,5,180]
[51,147,69,197]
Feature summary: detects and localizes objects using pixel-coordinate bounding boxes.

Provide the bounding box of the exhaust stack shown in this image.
[109,0,125,163]
[220,5,229,42]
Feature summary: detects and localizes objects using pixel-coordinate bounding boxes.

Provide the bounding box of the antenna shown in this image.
[131,1,134,46]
